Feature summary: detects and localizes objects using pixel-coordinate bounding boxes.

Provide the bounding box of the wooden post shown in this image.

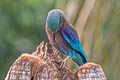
[5,41,106,80]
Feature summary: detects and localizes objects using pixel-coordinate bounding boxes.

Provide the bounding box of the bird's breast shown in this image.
[45,26,58,48]
[45,25,70,54]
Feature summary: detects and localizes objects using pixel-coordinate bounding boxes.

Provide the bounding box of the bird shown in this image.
[45,9,87,67]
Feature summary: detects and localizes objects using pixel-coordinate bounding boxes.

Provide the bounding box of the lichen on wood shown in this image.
[5,41,107,80]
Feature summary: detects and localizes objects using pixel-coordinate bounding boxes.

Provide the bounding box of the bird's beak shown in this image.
[53,32,56,41]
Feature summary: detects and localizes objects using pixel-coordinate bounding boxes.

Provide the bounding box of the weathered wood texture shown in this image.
[5,41,106,80]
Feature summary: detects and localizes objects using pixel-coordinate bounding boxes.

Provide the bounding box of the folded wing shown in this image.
[61,25,87,62]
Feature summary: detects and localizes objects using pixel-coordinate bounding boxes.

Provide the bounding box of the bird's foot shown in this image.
[59,56,69,68]
[53,49,58,55]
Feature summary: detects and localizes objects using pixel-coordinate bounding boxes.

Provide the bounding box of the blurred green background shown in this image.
[0,0,120,80]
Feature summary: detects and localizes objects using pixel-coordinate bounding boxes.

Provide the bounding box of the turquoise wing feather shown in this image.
[61,25,87,62]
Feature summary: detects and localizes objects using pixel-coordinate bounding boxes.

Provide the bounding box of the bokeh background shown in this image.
[0,0,120,80]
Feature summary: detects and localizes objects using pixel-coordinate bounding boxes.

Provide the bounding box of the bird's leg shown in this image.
[60,56,69,68]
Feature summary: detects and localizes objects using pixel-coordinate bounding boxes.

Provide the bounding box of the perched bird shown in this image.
[45,9,87,66]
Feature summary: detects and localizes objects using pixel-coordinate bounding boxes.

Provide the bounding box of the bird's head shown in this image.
[46,9,64,32]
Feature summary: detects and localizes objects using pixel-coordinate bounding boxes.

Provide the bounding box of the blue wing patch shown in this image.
[61,26,87,61]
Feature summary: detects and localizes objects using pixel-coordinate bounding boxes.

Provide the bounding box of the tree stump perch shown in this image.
[5,41,107,80]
